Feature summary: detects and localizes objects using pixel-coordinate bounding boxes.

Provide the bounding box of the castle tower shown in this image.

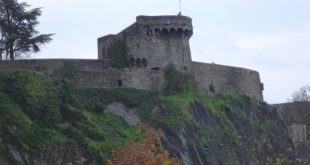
[98,15,193,70]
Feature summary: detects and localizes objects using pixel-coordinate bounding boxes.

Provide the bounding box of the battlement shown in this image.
[98,15,193,70]
[135,15,193,38]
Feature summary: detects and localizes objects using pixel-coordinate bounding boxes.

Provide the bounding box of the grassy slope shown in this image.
[0,70,155,164]
[0,69,303,164]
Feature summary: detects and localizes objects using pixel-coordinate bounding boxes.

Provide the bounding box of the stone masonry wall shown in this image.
[0,59,109,74]
[125,32,192,70]
[0,59,265,100]
[75,67,164,91]
[98,35,122,60]
[0,59,113,89]
[98,15,193,71]
[274,102,310,127]
[0,59,165,91]
[191,62,264,101]
[129,16,193,70]
[274,102,310,147]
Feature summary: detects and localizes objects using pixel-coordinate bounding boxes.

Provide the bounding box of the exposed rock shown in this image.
[297,143,310,161]
[104,102,141,126]
[151,104,166,118]
[161,99,295,165]
[6,144,30,165]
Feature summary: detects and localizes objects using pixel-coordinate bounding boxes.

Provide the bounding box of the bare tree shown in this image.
[290,85,310,102]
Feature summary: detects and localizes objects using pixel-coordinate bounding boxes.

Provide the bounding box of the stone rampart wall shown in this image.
[0,59,165,91]
[191,62,264,101]
[75,67,164,91]
[0,59,109,74]
[274,102,310,126]
[0,59,264,100]
[274,102,310,148]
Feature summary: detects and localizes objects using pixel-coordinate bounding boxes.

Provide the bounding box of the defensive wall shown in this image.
[0,15,265,101]
[274,102,310,126]
[0,59,165,91]
[273,102,310,147]
[0,59,264,101]
[0,59,109,74]
[192,62,264,100]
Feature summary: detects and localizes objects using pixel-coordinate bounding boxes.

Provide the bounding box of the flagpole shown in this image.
[179,0,182,13]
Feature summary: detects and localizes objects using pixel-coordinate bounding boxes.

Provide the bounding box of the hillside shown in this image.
[0,70,306,165]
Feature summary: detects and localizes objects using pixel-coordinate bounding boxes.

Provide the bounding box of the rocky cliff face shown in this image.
[159,96,295,165]
[0,70,307,165]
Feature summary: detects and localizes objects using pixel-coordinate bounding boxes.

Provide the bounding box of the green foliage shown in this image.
[0,70,146,164]
[163,64,192,94]
[138,92,293,163]
[72,87,159,121]
[198,93,271,146]
[60,61,78,80]
[154,92,196,129]
[192,93,295,164]
[209,83,215,93]
[0,93,32,149]
[109,41,128,68]
[0,70,63,126]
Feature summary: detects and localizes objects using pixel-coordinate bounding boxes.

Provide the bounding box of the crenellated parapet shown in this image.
[135,15,193,38]
[98,15,193,70]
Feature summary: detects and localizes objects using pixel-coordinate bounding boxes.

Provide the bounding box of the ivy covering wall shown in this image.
[108,41,128,68]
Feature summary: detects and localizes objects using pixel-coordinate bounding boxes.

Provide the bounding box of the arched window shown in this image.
[170,28,176,37]
[155,28,160,36]
[142,58,147,67]
[162,28,169,37]
[130,57,135,66]
[136,58,141,67]
[189,30,193,37]
[184,29,189,38]
[118,80,123,87]
[177,28,183,37]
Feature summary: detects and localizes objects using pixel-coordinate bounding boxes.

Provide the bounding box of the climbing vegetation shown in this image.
[109,40,128,68]
[163,63,193,94]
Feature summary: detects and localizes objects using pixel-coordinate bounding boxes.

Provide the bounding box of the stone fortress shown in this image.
[0,15,264,101]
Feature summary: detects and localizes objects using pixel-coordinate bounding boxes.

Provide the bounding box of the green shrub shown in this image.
[109,41,128,68]
[60,61,78,80]
[0,70,148,164]
[72,87,159,121]
[0,70,63,127]
[149,93,196,129]
[163,64,192,94]
[0,93,33,149]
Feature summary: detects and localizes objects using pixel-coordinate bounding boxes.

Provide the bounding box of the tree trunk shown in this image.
[9,46,14,60]
[6,51,9,60]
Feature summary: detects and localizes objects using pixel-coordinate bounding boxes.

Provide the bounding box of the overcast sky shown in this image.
[20,0,310,104]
